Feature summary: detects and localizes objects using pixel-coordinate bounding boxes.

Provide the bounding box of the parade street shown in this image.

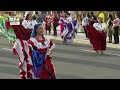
[1,33,120,79]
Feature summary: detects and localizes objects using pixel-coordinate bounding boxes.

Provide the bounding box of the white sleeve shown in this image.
[75,21,79,29]
[34,20,38,24]
[22,20,28,29]
[27,20,37,29]
[102,23,107,30]
[93,23,99,30]
[32,20,37,29]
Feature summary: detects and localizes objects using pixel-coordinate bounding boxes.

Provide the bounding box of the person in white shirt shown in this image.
[22,13,37,31]
[93,21,106,32]
[92,17,107,54]
[67,13,72,23]
[82,13,91,39]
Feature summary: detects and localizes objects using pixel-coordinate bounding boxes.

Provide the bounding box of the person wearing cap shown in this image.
[13,23,56,79]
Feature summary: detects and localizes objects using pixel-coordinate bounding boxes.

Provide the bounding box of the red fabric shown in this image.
[9,11,14,16]
[11,25,32,40]
[49,40,53,48]
[45,16,51,30]
[60,23,64,35]
[53,17,59,24]
[19,39,32,79]
[59,16,65,35]
[86,25,106,51]
[5,20,11,30]
[28,39,56,79]
[20,71,26,79]
[39,55,56,79]
[27,39,37,48]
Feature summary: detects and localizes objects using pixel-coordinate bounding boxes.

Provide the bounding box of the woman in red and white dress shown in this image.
[58,11,67,36]
[13,23,56,79]
[11,13,37,40]
[86,17,107,54]
[22,13,37,30]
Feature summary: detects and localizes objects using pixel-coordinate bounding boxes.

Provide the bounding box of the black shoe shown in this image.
[113,42,117,44]
[107,41,112,43]
[63,41,67,44]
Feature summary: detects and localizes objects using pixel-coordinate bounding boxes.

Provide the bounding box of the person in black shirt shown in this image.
[107,13,113,43]
[89,12,97,26]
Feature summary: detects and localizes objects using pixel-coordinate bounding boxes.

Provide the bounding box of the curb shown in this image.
[45,35,120,49]
[0,29,120,49]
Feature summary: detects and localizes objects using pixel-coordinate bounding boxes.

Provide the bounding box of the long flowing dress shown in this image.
[86,23,107,51]
[58,16,67,36]
[0,16,16,42]
[11,19,37,40]
[13,37,56,79]
[62,19,79,43]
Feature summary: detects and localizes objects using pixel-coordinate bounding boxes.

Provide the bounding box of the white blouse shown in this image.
[67,16,72,23]
[22,20,37,29]
[82,17,89,26]
[93,23,107,31]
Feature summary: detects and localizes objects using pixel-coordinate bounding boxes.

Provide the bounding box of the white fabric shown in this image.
[13,37,55,79]
[24,11,30,17]
[67,16,72,23]
[93,23,107,31]
[13,39,33,79]
[22,20,37,29]
[28,38,55,55]
[59,17,67,24]
[82,17,89,26]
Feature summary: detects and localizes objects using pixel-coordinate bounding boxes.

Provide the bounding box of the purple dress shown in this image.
[62,19,78,43]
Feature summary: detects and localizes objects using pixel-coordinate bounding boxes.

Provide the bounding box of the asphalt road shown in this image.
[1,34,120,79]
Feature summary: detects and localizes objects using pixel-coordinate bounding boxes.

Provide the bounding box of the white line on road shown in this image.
[80,48,120,57]
[1,47,120,57]
[2,48,12,51]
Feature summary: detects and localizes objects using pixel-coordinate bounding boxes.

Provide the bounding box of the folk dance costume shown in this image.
[62,19,78,44]
[45,16,51,35]
[58,15,67,36]
[71,19,79,37]
[11,19,37,41]
[82,16,90,39]
[22,19,37,30]
[13,24,56,79]
[86,19,107,53]
[0,17,16,43]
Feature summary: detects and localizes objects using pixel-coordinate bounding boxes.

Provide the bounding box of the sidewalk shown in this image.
[45,31,120,49]
[0,29,120,49]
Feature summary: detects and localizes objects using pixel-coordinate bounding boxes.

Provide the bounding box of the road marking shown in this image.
[2,48,12,51]
[80,48,120,57]
[2,47,120,57]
